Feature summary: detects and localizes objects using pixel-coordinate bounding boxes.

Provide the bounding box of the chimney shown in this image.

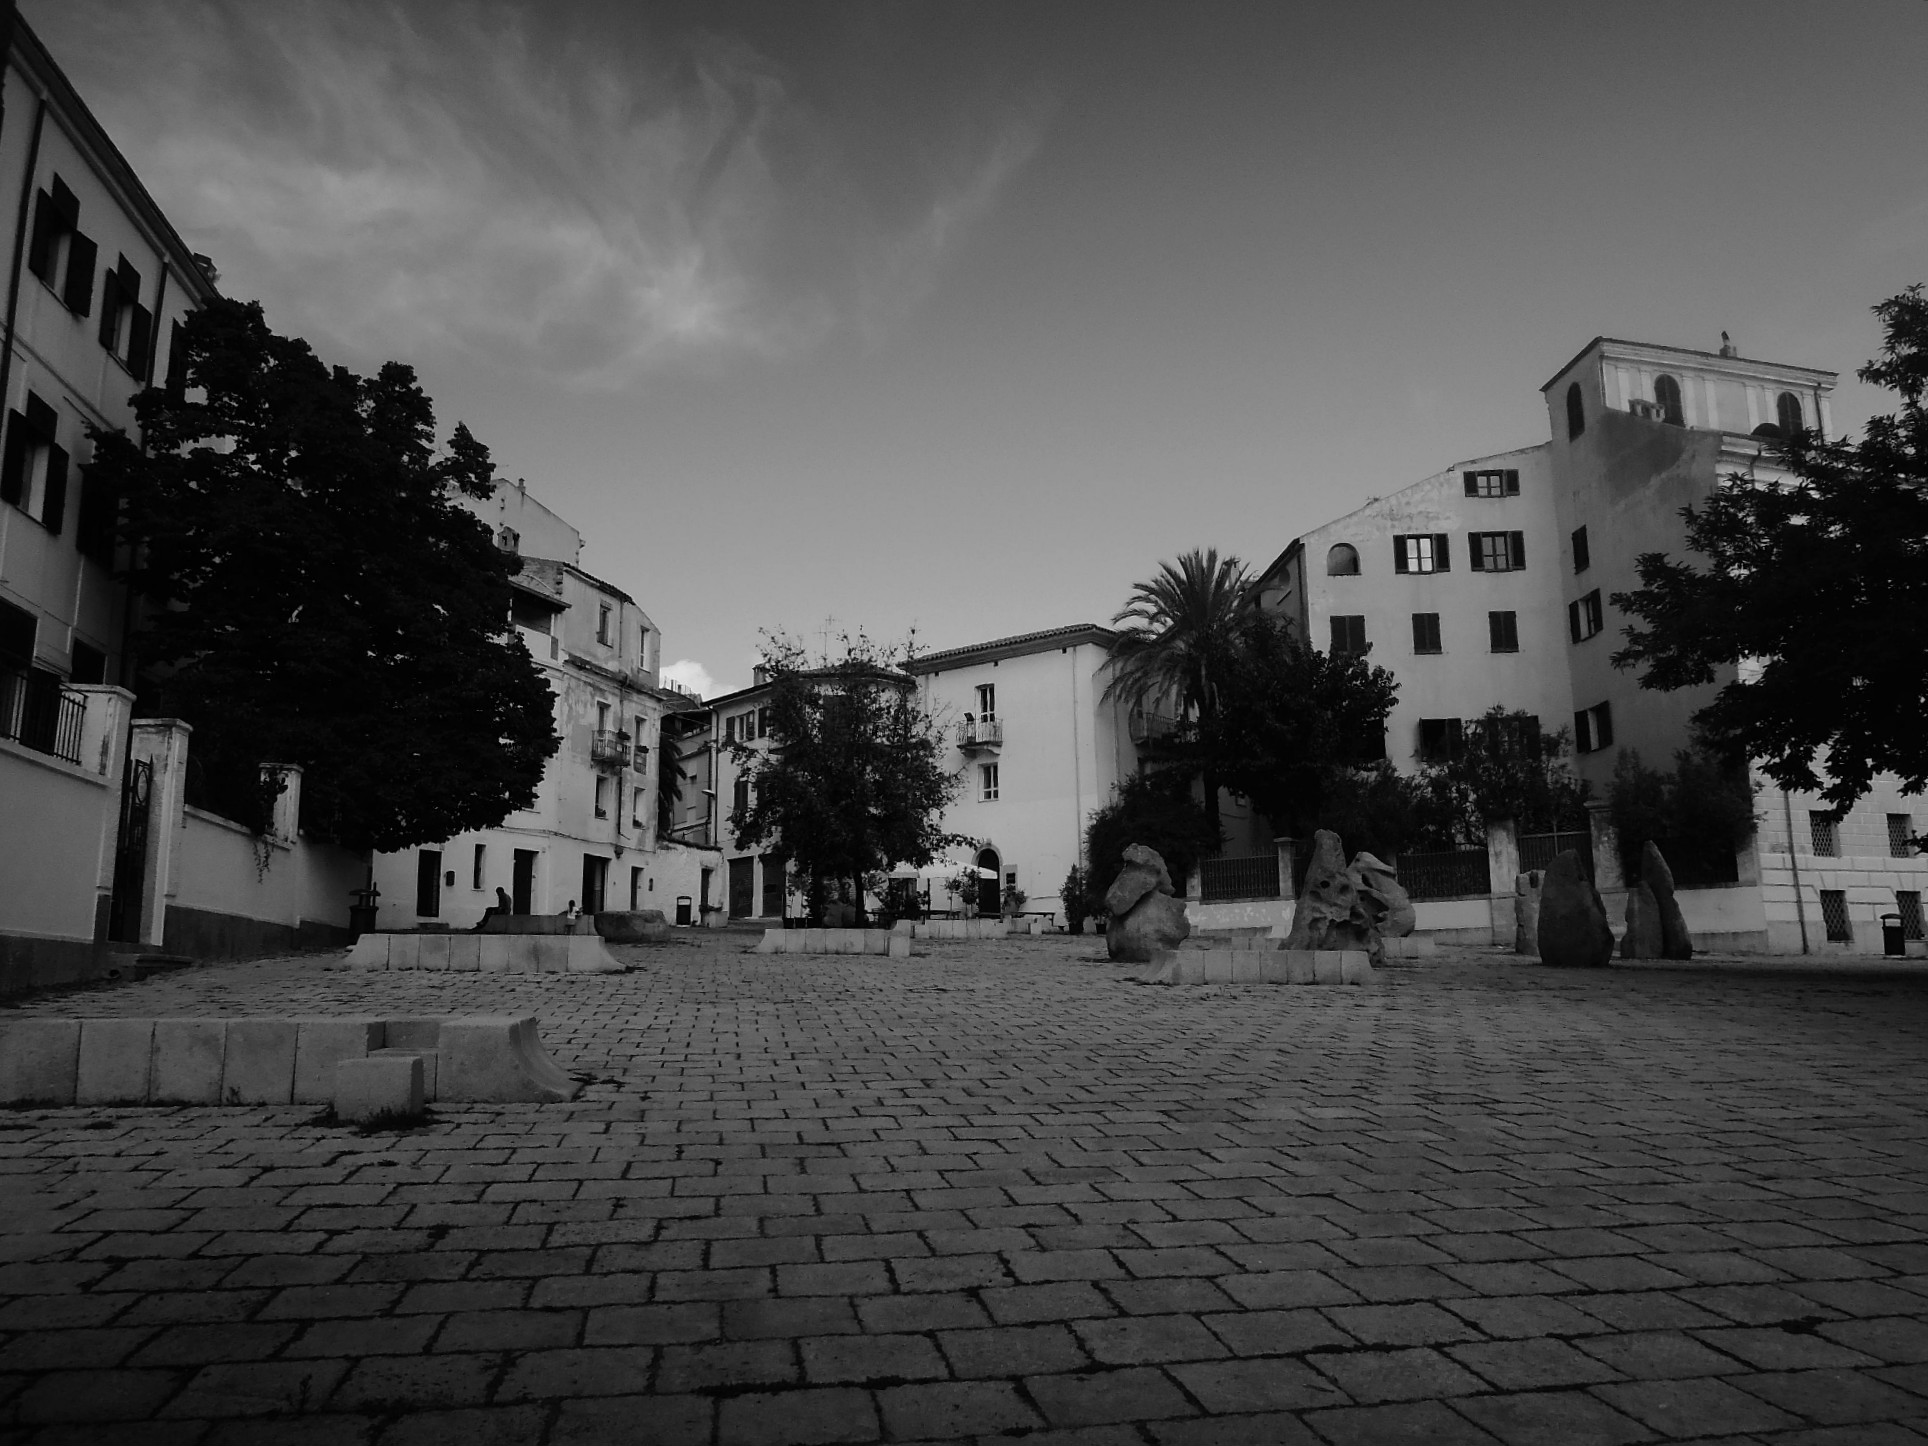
[1718,331,1737,358]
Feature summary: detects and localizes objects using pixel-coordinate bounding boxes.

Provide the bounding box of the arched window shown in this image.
[1654,374,1683,426]
[1566,382,1585,440]
[1325,543,1360,576]
[1776,391,1803,434]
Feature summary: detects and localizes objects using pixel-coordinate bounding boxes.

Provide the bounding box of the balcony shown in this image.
[590,730,631,771]
[959,715,1002,751]
[1,666,84,765]
[1127,704,1178,746]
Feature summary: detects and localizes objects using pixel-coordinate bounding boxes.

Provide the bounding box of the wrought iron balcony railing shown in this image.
[590,730,631,770]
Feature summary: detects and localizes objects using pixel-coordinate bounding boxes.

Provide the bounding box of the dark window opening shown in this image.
[1418,717,1465,763]
[1325,543,1360,575]
[1809,812,1840,857]
[98,255,151,374]
[1889,814,1916,858]
[1898,891,1923,941]
[1469,530,1525,572]
[1462,468,1520,498]
[1488,611,1519,653]
[581,855,608,915]
[1566,382,1585,439]
[1776,391,1804,435]
[1574,701,1613,753]
[27,177,96,318]
[1330,615,1367,656]
[1568,589,1604,643]
[1411,612,1442,655]
[1,392,69,535]
[1819,889,1851,943]
[1654,374,1684,425]
[69,641,106,685]
[1572,526,1590,574]
[416,850,442,917]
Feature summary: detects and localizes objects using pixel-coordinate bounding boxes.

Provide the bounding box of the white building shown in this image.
[1252,334,1924,954]
[371,481,718,930]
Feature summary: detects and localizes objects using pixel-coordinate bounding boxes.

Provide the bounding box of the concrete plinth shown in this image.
[334,1054,425,1122]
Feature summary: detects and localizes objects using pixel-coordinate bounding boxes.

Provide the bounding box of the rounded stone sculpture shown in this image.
[1642,840,1695,960]
[594,910,671,944]
[1620,883,1663,959]
[1351,852,1416,938]
[1536,849,1614,968]
[1284,830,1380,962]
[1105,844,1191,962]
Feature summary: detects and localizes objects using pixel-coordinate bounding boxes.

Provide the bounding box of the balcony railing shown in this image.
[1,666,84,765]
[959,716,1003,749]
[1128,704,1178,746]
[590,730,631,770]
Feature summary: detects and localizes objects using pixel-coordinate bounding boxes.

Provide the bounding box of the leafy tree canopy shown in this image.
[1608,747,1758,884]
[730,629,968,923]
[1414,706,1591,847]
[85,297,558,851]
[1083,767,1222,911]
[1612,286,1928,809]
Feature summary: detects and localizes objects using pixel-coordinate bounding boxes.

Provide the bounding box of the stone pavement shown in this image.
[4,934,1928,1445]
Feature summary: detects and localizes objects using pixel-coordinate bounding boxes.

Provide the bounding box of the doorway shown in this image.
[416,850,442,917]
[512,849,536,914]
[581,855,609,915]
[728,857,755,917]
[976,846,1001,916]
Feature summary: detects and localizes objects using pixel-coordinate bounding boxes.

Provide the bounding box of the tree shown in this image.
[1103,549,1253,829]
[1193,611,1401,837]
[729,631,967,923]
[84,298,558,850]
[1414,706,1590,847]
[1612,286,1928,810]
[1608,747,1758,884]
[1083,767,1223,911]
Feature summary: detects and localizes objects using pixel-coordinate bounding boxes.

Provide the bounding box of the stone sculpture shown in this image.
[1105,844,1191,962]
[1619,841,1694,960]
[1351,852,1416,938]
[1514,870,1543,956]
[595,909,671,944]
[1283,830,1381,963]
[1620,883,1663,959]
[1536,849,1614,968]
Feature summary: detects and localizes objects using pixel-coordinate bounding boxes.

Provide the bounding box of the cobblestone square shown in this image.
[4,936,1928,1444]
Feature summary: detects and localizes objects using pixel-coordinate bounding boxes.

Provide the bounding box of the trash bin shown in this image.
[1882,913,1906,957]
[675,896,693,927]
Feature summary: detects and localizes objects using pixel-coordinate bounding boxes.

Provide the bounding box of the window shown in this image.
[1572,526,1590,574]
[724,715,737,743]
[26,176,95,318]
[594,775,611,819]
[1326,543,1360,575]
[472,844,486,890]
[97,255,152,375]
[497,525,519,552]
[1889,815,1917,858]
[1462,469,1520,498]
[1573,701,1613,753]
[0,393,68,534]
[75,470,117,564]
[1488,611,1519,653]
[979,762,999,801]
[631,866,644,910]
[596,701,611,733]
[1776,391,1803,435]
[1809,811,1839,857]
[1470,531,1525,572]
[762,858,788,918]
[1411,613,1442,654]
[1566,382,1585,439]
[1898,891,1924,941]
[1819,889,1852,943]
[0,600,35,668]
[597,604,612,644]
[757,706,771,737]
[1480,712,1540,758]
[1418,717,1464,763]
[633,786,647,828]
[976,683,995,718]
[732,777,750,816]
[1330,615,1367,656]
[1654,374,1684,426]
[1393,533,1450,574]
[70,642,106,684]
[1568,589,1604,643]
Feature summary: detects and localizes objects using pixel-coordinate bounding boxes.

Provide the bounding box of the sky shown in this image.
[29,0,1928,698]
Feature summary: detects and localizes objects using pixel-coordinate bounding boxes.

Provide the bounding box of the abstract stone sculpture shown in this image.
[1351,852,1416,938]
[1105,844,1190,962]
[1620,883,1663,959]
[1536,849,1614,968]
[1283,830,1381,964]
[595,910,671,944]
[1514,870,1543,956]
[1642,841,1695,960]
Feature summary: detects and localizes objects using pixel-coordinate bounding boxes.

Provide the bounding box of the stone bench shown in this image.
[337,932,623,973]
[0,1014,578,1107]
[1139,948,1374,986]
[757,928,911,958]
[905,919,1010,941]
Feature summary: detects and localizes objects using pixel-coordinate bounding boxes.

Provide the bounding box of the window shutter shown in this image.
[98,269,122,347]
[1488,612,1502,651]
[1510,531,1525,568]
[62,233,97,316]
[26,193,59,280]
[1463,471,1477,497]
[1469,534,1485,572]
[0,418,25,507]
[1392,537,1409,574]
[1568,600,1581,643]
[1504,469,1519,495]
[1574,709,1591,752]
[127,306,153,375]
[41,446,67,534]
[1594,704,1613,749]
[1434,533,1450,571]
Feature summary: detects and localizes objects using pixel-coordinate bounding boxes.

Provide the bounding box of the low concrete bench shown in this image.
[758,928,910,958]
[1139,948,1374,986]
[905,919,1010,941]
[0,1014,578,1107]
[1262,923,1434,961]
[337,932,623,973]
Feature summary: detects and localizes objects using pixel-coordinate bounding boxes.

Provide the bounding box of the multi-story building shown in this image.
[667,625,1145,926]
[371,480,717,930]
[1254,334,1925,953]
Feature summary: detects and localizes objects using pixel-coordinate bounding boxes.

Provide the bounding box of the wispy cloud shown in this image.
[660,659,715,700]
[31,0,1046,384]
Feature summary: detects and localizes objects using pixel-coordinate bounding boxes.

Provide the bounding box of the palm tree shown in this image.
[1103,547,1252,834]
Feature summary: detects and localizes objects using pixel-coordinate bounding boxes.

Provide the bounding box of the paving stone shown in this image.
[802,1331,949,1383]
[1025,1365,1196,1426]
[1447,1337,1626,1390]
[938,1323,1088,1378]
[1449,1388,1651,1446]
[1303,1400,1505,1445]
[1731,1366,1928,1425]
[492,1345,654,1399]
[1168,1356,1349,1412]
[160,1359,347,1417]
[875,1379,1043,1438]
[550,1394,711,1445]
[717,1386,879,1446]
[1072,1313,1228,1364]
[1592,1376,1805,1437]
[330,1352,498,1411]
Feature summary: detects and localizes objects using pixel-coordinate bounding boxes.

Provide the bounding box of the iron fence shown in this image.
[1392,847,1491,899]
[1,666,84,764]
[1199,854,1281,903]
[1520,830,1592,880]
[1644,836,1740,889]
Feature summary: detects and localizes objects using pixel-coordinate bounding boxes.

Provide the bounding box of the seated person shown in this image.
[474,886,513,931]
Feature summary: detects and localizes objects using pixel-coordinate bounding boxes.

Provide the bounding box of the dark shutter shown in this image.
[1463,471,1477,497]
[1434,533,1450,571]
[1469,533,1485,571]
[1510,531,1525,568]
[0,416,25,506]
[1594,704,1613,749]
[23,394,55,437]
[1392,537,1409,574]
[1574,709,1591,752]
[1568,600,1582,643]
[62,232,96,316]
[98,268,121,347]
[1446,718,1464,760]
[0,600,35,664]
[40,445,66,534]
[127,306,153,374]
[1504,469,1520,495]
[1572,526,1589,572]
[26,191,59,280]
